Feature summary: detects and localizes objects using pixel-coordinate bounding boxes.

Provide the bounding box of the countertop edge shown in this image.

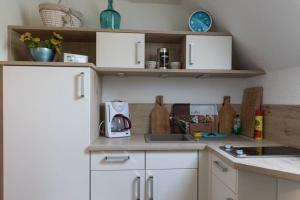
[207,146,300,182]
[88,144,207,151]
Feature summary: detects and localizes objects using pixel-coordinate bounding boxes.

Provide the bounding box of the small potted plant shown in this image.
[19,32,63,62]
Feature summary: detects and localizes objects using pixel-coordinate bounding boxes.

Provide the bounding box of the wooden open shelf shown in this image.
[0,61,265,78]
[9,25,231,39]
[5,26,265,78]
[8,25,231,66]
[96,67,265,78]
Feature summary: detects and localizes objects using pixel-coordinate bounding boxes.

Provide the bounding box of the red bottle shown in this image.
[255,108,264,140]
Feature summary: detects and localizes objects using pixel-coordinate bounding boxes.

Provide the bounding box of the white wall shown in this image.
[0,0,24,60]
[183,0,300,105]
[102,76,246,104]
[18,0,190,30]
[248,67,300,105]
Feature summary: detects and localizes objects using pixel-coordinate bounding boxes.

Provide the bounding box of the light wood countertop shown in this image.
[208,144,300,182]
[89,134,207,151]
[89,134,300,182]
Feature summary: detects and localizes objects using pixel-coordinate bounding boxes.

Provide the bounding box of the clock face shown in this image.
[189,11,212,32]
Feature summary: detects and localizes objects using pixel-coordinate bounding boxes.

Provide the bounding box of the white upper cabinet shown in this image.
[97,32,145,68]
[3,66,93,200]
[186,35,232,70]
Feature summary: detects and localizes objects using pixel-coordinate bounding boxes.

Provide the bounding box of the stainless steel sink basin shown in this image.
[145,134,197,143]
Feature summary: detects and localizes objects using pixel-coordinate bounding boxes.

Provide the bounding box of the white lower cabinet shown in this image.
[91,151,198,200]
[211,174,237,200]
[209,153,277,200]
[278,179,300,200]
[91,170,145,200]
[145,151,198,200]
[146,169,198,200]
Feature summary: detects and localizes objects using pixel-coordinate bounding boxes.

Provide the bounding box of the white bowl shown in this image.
[146,61,157,69]
[169,62,181,69]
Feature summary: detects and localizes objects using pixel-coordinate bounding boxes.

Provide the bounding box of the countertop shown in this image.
[89,134,207,151]
[89,134,300,182]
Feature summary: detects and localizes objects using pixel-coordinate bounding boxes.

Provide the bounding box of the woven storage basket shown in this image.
[39,0,83,27]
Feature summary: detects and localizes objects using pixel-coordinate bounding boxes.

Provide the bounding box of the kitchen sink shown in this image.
[144,134,197,143]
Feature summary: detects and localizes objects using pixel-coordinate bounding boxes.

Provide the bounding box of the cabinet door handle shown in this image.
[136,41,142,64]
[80,72,85,98]
[213,160,228,172]
[189,43,194,65]
[104,156,130,162]
[136,176,141,200]
[148,176,154,200]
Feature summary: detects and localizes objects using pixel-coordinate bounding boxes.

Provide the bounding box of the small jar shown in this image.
[157,48,169,69]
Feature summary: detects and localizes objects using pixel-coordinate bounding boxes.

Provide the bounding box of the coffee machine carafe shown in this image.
[105,101,131,138]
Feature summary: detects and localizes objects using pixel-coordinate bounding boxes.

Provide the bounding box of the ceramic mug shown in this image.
[146,61,157,69]
[169,61,181,69]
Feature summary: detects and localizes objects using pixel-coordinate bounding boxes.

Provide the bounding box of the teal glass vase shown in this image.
[100,0,121,29]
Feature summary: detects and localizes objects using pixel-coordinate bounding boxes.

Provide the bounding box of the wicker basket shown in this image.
[39,0,83,27]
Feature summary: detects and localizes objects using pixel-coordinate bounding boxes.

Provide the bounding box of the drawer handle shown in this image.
[136,41,142,64]
[136,176,141,200]
[213,160,228,172]
[189,43,194,65]
[148,176,154,200]
[104,156,130,162]
[80,72,85,98]
[226,198,234,200]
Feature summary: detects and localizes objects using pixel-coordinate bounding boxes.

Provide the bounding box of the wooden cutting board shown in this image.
[150,96,170,134]
[219,96,236,134]
[240,87,263,138]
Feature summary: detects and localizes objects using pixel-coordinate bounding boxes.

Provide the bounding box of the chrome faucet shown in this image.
[169,116,190,134]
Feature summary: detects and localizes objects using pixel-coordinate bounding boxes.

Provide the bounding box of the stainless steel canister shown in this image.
[157,48,169,69]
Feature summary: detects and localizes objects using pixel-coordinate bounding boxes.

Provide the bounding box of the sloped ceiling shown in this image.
[181,0,300,70]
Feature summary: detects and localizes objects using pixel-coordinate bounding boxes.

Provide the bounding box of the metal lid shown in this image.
[158,48,169,53]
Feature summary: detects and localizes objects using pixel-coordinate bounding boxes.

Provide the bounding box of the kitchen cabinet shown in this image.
[96,32,145,68]
[211,173,237,200]
[186,35,232,70]
[209,152,277,200]
[211,153,238,193]
[3,66,99,200]
[278,179,300,200]
[91,151,145,170]
[91,151,145,200]
[146,169,198,200]
[91,170,145,200]
[146,151,198,200]
[91,151,198,200]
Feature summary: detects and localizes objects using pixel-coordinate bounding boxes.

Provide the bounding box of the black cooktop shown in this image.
[220,145,300,158]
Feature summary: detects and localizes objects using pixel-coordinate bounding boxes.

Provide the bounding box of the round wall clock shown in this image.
[189,10,213,32]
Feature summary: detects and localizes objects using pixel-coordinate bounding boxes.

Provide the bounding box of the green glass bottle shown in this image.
[100,0,121,29]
